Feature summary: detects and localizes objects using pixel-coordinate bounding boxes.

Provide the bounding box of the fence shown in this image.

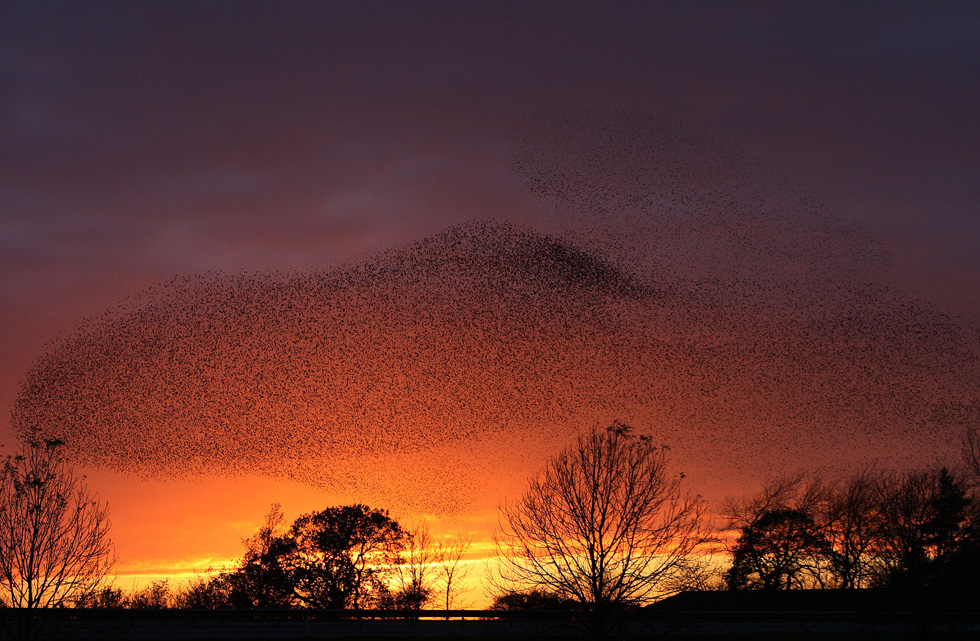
[2,608,980,640]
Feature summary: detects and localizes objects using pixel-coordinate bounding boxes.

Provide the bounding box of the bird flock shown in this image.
[12,113,980,514]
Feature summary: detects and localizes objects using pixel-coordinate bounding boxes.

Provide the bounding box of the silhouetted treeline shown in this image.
[81,451,980,614]
[489,588,580,611]
[722,465,980,611]
[84,503,471,611]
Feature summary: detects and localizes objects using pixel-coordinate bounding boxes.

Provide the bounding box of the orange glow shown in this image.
[88,468,513,606]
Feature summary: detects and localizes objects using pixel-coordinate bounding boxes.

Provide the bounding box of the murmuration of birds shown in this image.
[12,113,980,515]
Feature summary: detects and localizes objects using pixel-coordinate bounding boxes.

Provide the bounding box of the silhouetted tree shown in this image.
[724,475,826,590]
[726,508,828,590]
[664,557,726,592]
[819,469,884,589]
[392,524,435,609]
[725,474,827,529]
[935,500,980,611]
[281,504,405,609]
[125,579,172,609]
[435,532,472,611]
[174,574,233,609]
[493,422,709,633]
[874,468,971,592]
[76,585,125,608]
[868,466,980,637]
[0,437,114,638]
[725,473,886,590]
[489,588,578,611]
[224,504,294,608]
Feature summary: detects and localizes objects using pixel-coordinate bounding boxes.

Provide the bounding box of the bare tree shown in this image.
[435,533,472,612]
[393,523,435,609]
[0,438,114,609]
[820,468,883,589]
[493,422,709,620]
[724,474,827,532]
[664,557,726,593]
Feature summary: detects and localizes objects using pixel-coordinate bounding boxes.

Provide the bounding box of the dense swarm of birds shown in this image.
[12,114,980,514]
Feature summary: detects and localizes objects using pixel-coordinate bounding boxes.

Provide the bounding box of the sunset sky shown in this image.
[2,2,979,603]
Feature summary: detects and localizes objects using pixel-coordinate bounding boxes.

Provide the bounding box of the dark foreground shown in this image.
[3,609,980,640]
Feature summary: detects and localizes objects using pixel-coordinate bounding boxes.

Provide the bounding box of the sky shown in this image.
[2,1,980,600]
